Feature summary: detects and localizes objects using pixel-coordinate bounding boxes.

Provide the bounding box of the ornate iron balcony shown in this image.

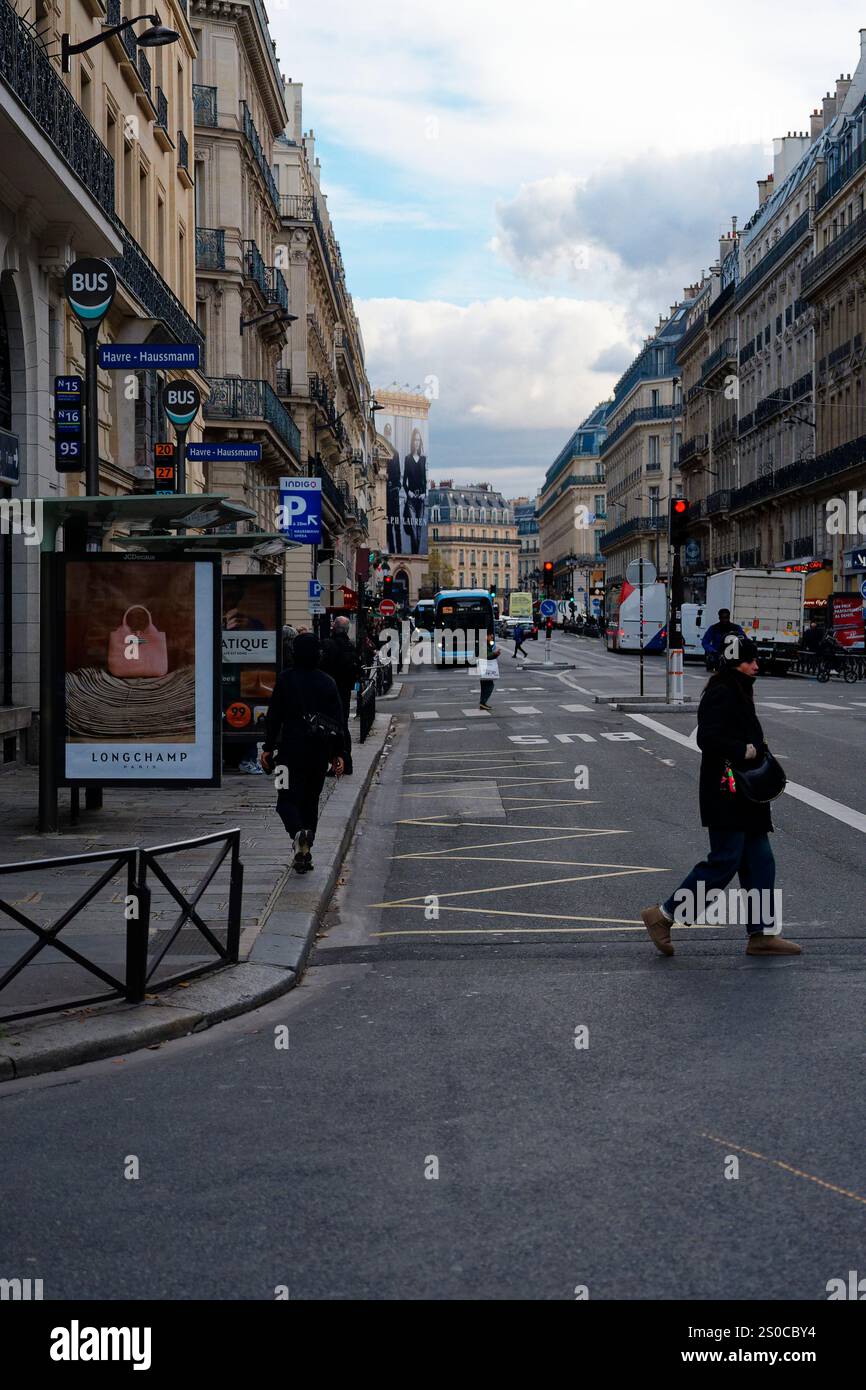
[177,129,189,172]
[0,0,114,219]
[275,368,292,396]
[204,378,301,461]
[193,83,217,128]
[242,240,289,312]
[155,86,169,132]
[600,403,678,456]
[737,211,810,304]
[240,101,280,217]
[110,222,203,351]
[195,227,225,271]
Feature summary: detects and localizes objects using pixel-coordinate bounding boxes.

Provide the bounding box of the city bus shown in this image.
[433,589,496,666]
[411,599,435,632]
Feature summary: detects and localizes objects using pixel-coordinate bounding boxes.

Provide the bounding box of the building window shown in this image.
[648,435,660,466]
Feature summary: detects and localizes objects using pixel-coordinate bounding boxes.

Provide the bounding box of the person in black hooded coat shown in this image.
[641,637,801,958]
[260,632,344,873]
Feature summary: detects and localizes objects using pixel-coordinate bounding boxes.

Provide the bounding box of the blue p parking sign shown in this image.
[278,477,322,544]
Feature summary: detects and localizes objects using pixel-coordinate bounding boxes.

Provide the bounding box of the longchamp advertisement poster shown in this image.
[60,556,220,785]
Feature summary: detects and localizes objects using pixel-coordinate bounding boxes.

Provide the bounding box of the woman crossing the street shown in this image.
[478,632,501,712]
[641,637,800,958]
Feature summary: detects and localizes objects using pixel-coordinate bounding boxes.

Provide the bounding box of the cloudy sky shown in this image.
[269,0,863,496]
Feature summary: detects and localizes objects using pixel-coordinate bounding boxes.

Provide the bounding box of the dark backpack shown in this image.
[284,673,343,757]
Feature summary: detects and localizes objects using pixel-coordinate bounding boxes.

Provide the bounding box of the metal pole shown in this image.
[175,425,188,493]
[638,557,645,696]
[38,551,58,832]
[84,327,99,497]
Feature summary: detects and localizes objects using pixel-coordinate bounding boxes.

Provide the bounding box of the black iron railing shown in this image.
[193,83,218,127]
[242,239,289,311]
[0,0,115,220]
[275,367,292,396]
[357,672,377,742]
[737,211,810,303]
[155,85,169,133]
[0,832,243,1023]
[598,516,665,552]
[730,431,866,510]
[600,403,678,456]
[816,135,866,211]
[196,227,225,270]
[177,129,189,172]
[111,221,204,351]
[137,47,151,97]
[700,337,737,383]
[205,377,301,459]
[240,100,280,215]
[316,459,347,518]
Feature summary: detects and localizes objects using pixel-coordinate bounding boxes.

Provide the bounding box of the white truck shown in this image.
[704,569,805,670]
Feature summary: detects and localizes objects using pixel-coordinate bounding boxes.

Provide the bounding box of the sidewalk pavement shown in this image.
[0,713,393,1080]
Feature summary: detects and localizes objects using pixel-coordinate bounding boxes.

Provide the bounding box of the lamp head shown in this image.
[137,15,180,47]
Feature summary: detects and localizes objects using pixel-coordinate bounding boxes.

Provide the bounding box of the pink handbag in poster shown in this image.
[107,606,169,678]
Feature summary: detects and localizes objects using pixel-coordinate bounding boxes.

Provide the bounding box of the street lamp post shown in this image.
[61,14,180,73]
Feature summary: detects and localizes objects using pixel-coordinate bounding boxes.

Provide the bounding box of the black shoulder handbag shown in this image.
[287,673,343,757]
[725,675,787,803]
[735,751,787,803]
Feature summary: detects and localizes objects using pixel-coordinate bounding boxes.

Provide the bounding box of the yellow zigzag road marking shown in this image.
[700,1133,866,1208]
[371,906,727,930]
[374,867,661,905]
[391,856,667,870]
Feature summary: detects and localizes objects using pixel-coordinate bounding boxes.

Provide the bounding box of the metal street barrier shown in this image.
[0,830,243,1022]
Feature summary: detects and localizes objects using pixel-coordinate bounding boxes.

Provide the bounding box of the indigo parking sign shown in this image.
[278,476,322,544]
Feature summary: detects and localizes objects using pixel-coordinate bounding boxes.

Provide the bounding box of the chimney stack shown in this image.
[822,91,837,125]
[810,107,824,139]
[836,73,852,109]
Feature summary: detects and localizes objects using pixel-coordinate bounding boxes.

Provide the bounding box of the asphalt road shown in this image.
[3,634,865,1300]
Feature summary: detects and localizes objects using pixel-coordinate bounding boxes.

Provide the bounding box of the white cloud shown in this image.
[357,295,634,432]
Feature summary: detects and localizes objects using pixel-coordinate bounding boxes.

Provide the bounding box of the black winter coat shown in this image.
[696,672,772,833]
[263,667,344,770]
[320,632,361,703]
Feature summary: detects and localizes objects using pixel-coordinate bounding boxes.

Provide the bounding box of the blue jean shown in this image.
[479,679,495,704]
[663,830,776,934]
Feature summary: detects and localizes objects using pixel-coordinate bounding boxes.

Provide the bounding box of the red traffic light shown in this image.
[673,499,688,514]
[543,560,553,572]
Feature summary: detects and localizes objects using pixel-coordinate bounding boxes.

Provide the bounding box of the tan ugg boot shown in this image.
[746,934,802,956]
[641,904,674,956]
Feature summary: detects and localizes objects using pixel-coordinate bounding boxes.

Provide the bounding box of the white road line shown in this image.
[412,710,439,719]
[625,712,866,836]
[561,703,594,713]
[509,705,541,714]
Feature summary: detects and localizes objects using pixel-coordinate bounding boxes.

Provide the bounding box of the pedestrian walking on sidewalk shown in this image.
[321,614,361,775]
[512,622,530,660]
[641,637,800,958]
[478,633,501,711]
[260,632,345,873]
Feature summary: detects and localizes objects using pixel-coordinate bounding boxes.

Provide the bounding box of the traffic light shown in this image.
[669,496,690,548]
[542,560,554,594]
[382,575,394,599]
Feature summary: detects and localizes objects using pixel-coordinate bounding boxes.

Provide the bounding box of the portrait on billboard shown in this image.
[381,412,429,556]
[59,556,220,785]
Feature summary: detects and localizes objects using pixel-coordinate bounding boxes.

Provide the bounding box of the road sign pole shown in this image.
[83,326,99,498]
[639,557,645,697]
[174,425,188,493]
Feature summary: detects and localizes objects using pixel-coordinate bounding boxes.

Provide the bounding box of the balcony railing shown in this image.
[700,337,737,383]
[204,378,301,461]
[598,516,665,552]
[705,490,731,516]
[193,83,218,127]
[281,193,315,220]
[177,129,189,172]
[137,47,151,97]
[0,0,115,220]
[196,227,225,271]
[106,0,138,63]
[155,85,169,133]
[600,403,678,456]
[679,433,708,465]
[827,340,852,370]
[242,240,288,312]
[730,431,866,511]
[240,101,280,216]
[315,460,347,520]
[816,135,866,212]
[110,222,203,351]
[803,206,866,294]
[275,367,292,397]
[736,211,810,304]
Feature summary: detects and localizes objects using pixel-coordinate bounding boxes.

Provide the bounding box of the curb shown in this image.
[0,715,392,1082]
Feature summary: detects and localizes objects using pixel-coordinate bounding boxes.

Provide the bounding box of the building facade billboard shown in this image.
[221,574,282,739]
[379,411,429,558]
[59,555,220,785]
